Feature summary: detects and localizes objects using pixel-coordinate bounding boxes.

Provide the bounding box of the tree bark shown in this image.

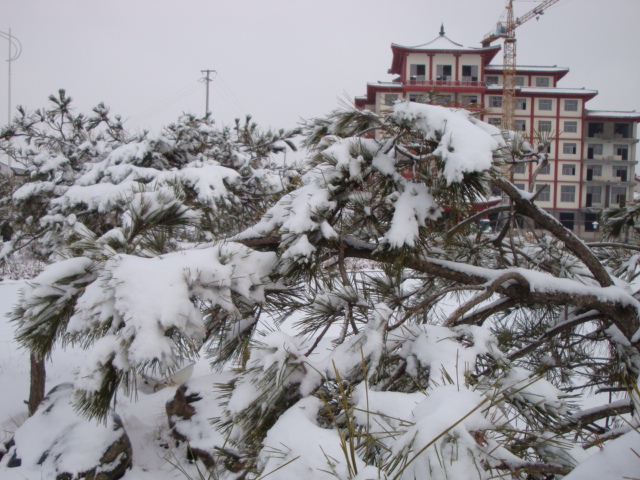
[28,353,45,416]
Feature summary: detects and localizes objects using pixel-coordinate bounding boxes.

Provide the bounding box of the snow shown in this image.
[0,280,230,480]
[485,85,598,95]
[168,374,233,454]
[2,102,640,479]
[63,243,277,389]
[392,102,504,184]
[258,396,362,480]
[563,429,640,480]
[1,273,639,479]
[6,383,124,476]
[242,102,505,252]
[383,183,440,247]
[485,65,569,73]
[392,34,484,52]
[586,109,640,119]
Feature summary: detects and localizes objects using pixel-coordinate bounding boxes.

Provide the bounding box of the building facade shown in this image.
[355,28,639,239]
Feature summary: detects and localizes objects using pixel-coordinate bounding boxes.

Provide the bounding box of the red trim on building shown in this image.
[388,44,501,76]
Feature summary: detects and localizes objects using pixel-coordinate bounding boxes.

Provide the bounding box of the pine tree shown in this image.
[10,100,640,478]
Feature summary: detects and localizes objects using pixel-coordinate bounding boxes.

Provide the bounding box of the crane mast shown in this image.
[503,1,517,131]
[482,0,560,130]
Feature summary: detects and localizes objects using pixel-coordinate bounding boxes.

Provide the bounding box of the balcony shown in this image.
[586,132,638,143]
[582,179,635,187]
[583,157,637,165]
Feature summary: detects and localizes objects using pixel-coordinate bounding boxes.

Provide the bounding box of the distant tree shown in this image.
[11,101,640,479]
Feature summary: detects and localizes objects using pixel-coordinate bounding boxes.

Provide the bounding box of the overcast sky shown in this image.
[1,0,639,134]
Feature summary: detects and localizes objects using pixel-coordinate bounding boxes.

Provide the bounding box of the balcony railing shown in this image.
[406,79,484,88]
[587,132,634,141]
[583,157,637,164]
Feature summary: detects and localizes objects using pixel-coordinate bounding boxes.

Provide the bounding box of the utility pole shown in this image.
[201,69,216,117]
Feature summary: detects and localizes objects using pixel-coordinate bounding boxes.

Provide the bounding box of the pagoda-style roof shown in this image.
[389,26,501,75]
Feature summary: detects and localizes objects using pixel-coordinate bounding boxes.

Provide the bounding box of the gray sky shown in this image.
[1,0,639,134]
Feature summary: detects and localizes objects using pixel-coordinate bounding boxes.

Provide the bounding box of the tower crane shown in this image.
[482,0,560,130]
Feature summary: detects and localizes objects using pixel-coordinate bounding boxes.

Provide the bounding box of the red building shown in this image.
[355,27,639,238]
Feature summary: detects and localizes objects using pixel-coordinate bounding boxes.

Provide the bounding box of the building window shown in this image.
[560,185,576,203]
[436,64,452,81]
[613,165,628,181]
[539,163,551,175]
[536,184,550,201]
[515,183,526,190]
[539,99,553,111]
[562,164,576,175]
[563,143,577,155]
[586,186,601,206]
[584,212,599,232]
[460,95,478,105]
[514,119,527,132]
[514,163,526,174]
[434,94,452,105]
[614,144,629,160]
[410,64,426,81]
[515,98,527,110]
[564,121,578,133]
[588,122,604,137]
[538,120,552,133]
[587,144,603,159]
[586,165,602,180]
[462,65,478,81]
[489,96,503,108]
[488,117,502,127]
[516,76,525,86]
[564,99,578,112]
[486,75,499,85]
[409,93,426,103]
[559,212,575,230]
[384,93,399,106]
[536,77,550,87]
[614,123,630,138]
[611,187,627,205]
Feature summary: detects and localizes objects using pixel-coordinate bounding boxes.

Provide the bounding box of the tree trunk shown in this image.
[28,353,45,416]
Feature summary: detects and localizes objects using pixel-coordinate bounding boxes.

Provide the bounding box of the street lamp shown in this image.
[0,29,21,173]
[0,29,22,125]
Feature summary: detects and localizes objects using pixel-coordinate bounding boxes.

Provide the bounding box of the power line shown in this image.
[216,74,249,114]
[210,81,245,118]
[127,81,201,125]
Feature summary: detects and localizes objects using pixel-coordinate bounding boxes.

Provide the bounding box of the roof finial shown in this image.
[440,24,445,36]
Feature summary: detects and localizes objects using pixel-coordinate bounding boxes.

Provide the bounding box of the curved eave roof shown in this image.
[485,64,570,81]
[486,85,598,100]
[586,110,640,121]
[389,37,501,74]
[362,82,403,102]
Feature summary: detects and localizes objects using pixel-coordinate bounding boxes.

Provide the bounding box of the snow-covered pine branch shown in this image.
[5,99,640,479]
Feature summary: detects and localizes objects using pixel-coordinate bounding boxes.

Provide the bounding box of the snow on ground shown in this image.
[1,278,640,479]
[0,280,212,480]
